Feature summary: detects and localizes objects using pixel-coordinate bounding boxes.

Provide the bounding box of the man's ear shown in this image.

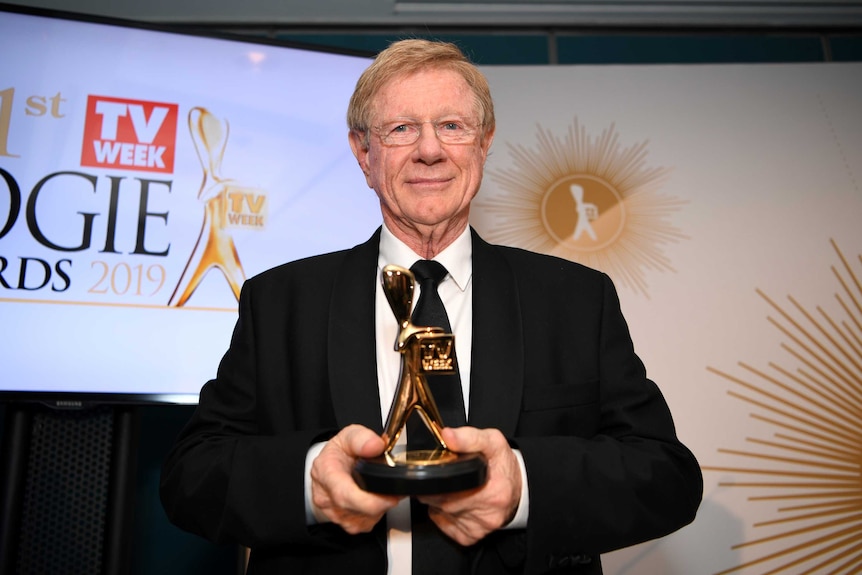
[480,126,495,163]
[348,130,372,184]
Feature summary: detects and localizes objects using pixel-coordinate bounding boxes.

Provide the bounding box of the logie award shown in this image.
[352,264,487,495]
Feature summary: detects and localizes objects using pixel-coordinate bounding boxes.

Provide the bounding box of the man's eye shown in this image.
[439,121,463,132]
[390,124,412,134]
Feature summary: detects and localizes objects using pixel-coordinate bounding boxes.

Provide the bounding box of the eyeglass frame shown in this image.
[370,117,484,147]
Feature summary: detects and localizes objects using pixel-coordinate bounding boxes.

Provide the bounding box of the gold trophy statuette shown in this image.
[352,265,487,495]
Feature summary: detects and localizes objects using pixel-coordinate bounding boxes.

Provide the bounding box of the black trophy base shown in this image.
[353,447,487,495]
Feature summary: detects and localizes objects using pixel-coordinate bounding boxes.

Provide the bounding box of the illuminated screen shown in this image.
[0,6,378,403]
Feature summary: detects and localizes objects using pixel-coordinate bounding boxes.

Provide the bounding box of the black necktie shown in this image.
[407,260,470,574]
[407,260,466,449]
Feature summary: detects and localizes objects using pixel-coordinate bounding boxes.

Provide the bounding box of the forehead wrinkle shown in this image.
[370,70,477,126]
[379,113,475,125]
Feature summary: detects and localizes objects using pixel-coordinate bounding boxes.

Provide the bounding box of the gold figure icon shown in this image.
[570,184,599,241]
[169,107,258,307]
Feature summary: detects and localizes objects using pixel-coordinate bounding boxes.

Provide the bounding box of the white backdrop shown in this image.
[473,62,862,575]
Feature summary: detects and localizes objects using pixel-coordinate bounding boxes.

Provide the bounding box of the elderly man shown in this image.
[161,39,702,575]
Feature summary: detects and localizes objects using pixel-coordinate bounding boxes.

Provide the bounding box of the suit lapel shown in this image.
[326,228,525,436]
[467,230,524,435]
[328,228,385,432]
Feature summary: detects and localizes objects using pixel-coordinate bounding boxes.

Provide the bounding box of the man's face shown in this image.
[349,68,494,234]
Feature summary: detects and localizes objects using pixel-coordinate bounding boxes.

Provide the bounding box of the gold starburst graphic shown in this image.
[705,240,862,574]
[475,118,686,296]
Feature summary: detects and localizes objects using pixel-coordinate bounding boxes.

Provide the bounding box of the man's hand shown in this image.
[310,424,402,534]
[418,426,522,546]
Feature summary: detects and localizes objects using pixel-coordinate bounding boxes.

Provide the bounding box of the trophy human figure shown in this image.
[168,107,248,307]
[352,264,486,494]
[380,264,455,457]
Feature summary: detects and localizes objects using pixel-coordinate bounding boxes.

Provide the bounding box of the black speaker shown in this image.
[0,403,139,575]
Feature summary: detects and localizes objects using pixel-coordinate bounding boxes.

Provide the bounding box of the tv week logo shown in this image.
[81,95,179,173]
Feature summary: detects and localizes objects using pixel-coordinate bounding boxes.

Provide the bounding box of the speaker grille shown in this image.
[15,407,113,574]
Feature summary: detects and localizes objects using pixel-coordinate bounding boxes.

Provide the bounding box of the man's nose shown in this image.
[414,123,445,159]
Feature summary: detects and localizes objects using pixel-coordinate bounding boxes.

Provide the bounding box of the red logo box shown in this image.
[81,95,179,173]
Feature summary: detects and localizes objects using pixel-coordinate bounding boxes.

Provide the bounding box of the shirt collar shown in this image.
[378,225,472,292]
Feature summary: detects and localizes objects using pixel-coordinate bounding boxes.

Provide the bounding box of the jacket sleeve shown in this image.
[515,271,702,573]
[159,272,341,551]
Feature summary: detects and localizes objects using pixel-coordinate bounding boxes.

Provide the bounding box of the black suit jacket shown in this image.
[160,228,702,574]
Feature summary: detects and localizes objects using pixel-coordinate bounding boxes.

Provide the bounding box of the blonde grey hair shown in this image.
[347,39,495,148]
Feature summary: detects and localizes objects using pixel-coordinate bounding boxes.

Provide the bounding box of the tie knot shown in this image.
[410,260,448,288]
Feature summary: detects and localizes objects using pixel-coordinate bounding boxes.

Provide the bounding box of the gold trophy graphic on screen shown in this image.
[169,107,265,307]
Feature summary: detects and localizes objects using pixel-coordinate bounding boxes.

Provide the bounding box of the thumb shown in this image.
[357,434,386,458]
[441,426,483,454]
[341,424,386,459]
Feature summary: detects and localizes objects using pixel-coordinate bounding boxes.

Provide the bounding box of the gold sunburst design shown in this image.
[474,118,686,296]
[704,240,862,575]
